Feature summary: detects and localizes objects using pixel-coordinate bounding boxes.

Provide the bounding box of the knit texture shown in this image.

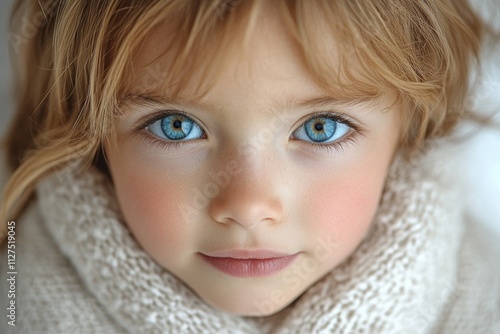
[1,142,499,333]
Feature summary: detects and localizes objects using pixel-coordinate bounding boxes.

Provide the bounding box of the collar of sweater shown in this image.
[36,142,464,333]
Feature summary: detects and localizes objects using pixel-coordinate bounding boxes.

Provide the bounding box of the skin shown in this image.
[104,5,401,317]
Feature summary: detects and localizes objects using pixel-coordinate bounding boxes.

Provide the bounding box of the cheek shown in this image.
[111,160,194,264]
[302,162,387,260]
[308,179,378,244]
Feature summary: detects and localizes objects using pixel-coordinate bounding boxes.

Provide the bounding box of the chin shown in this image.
[200,290,296,317]
[215,302,291,317]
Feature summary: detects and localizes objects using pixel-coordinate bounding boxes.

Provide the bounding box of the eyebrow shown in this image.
[120,94,223,114]
[119,93,380,117]
[289,95,380,110]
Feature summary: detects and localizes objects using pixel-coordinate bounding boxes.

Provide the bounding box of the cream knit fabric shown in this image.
[1,142,499,333]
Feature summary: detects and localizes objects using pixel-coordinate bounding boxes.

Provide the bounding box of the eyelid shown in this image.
[134,109,205,133]
[133,108,361,132]
[295,111,362,133]
[132,108,364,153]
[288,111,365,154]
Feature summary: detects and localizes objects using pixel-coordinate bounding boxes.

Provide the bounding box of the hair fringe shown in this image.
[1,0,498,244]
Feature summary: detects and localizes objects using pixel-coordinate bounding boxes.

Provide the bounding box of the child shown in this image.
[1,0,499,333]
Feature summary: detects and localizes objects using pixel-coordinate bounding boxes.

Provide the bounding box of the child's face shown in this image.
[104,8,401,316]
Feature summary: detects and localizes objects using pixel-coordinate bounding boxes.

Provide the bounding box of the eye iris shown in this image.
[161,115,194,140]
[305,117,336,142]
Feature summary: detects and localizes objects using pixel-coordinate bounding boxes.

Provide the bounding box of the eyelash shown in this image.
[135,110,201,151]
[135,110,363,153]
[296,112,361,153]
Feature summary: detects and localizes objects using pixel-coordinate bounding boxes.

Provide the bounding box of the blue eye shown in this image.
[293,115,351,144]
[146,113,204,141]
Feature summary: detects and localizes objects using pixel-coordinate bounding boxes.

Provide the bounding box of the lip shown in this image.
[199,250,299,278]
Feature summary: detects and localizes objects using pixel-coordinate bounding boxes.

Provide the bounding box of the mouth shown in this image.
[199,250,299,278]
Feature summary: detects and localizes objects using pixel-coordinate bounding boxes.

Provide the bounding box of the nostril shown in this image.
[209,195,283,228]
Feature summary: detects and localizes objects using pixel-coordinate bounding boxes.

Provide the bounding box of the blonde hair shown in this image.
[0,0,491,241]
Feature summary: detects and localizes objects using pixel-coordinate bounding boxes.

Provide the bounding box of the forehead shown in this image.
[121,1,381,106]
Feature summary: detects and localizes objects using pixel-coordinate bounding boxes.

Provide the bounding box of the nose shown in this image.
[209,159,284,228]
[210,192,283,228]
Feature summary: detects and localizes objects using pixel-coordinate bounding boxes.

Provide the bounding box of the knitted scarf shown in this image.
[36,143,470,333]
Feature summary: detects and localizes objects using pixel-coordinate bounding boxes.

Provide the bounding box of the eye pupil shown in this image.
[173,119,182,129]
[314,123,323,131]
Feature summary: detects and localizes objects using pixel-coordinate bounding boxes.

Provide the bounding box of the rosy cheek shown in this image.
[113,164,192,263]
[304,170,381,259]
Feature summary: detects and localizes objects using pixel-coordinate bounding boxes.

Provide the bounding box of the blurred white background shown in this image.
[0,1,499,238]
